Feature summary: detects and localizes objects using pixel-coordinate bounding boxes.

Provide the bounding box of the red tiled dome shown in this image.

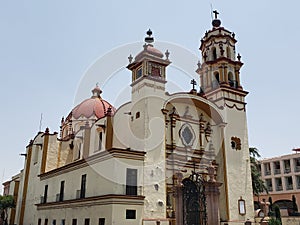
[72,86,115,119]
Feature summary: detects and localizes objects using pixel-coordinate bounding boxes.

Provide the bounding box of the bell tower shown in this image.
[197,10,248,107]
[197,11,255,223]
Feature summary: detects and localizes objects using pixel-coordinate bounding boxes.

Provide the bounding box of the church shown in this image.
[3,12,254,225]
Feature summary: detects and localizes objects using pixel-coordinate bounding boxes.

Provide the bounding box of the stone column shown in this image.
[205,164,222,225]
[174,172,183,225]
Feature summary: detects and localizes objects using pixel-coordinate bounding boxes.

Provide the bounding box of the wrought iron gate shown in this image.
[182,172,207,225]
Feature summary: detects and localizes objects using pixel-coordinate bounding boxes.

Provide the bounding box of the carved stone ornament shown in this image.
[179,123,196,147]
[231,136,241,150]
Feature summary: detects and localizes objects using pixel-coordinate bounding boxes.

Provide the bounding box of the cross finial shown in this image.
[213,10,219,19]
[190,79,197,90]
[128,54,133,63]
[165,50,170,60]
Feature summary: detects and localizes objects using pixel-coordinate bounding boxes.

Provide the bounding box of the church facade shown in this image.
[4,13,254,225]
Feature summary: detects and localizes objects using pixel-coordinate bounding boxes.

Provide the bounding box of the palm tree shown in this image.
[249,147,268,197]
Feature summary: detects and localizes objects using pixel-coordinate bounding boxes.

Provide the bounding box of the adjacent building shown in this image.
[257,150,300,210]
[3,13,254,225]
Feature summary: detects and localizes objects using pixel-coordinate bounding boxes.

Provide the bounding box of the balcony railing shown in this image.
[276,185,283,191]
[295,166,300,172]
[274,169,281,175]
[284,168,291,174]
[286,184,293,190]
[267,186,273,192]
[39,185,143,205]
[265,170,271,176]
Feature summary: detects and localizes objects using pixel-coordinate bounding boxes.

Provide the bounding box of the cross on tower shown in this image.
[213,10,219,19]
[190,79,197,90]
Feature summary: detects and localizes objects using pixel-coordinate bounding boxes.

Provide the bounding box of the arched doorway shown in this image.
[182,173,207,225]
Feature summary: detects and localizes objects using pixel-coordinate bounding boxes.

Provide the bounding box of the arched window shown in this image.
[212,72,220,88]
[228,72,236,88]
[212,47,217,60]
[227,47,231,59]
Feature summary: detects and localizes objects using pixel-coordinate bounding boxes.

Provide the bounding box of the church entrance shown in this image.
[182,173,207,225]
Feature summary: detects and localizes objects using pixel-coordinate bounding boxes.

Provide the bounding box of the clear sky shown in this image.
[1,0,300,191]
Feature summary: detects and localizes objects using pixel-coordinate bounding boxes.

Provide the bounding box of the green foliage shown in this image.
[249,147,268,196]
[0,195,15,225]
[268,217,281,225]
[0,195,15,210]
[274,205,281,223]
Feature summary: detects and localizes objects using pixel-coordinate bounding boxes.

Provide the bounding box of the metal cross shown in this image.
[191,79,197,90]
[213,10,219,19]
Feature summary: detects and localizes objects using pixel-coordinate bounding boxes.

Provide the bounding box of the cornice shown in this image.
[39,148,145,180]
[36,194,145,210]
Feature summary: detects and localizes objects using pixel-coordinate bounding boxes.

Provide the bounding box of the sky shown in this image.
[1,0,300,191]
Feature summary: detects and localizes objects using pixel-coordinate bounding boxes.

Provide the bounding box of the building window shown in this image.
[264,163,271,176]
[60,220,65,225]
[265,179,273,192]
[126,169,137,195]
[136,67,142,79]
[38,219,42,225]
[284,160,291,173]
[72,219,77,225]
[43,185,48,203]
[294,158,300,172]
[212,47,217,60]
[98,132,103,151]
[52,220,56,225]
[99,218,105,225]
[296,176,300,189]
[59,181,65,201]
[45,219,48,225]
[275,178,283,191]
[226,46,231,59]
[80,174,87,198]
[84,218,90,225]
[212,72,219,88]
[286,176,293,190]
[126,209,136,219]
[228,72,237,88]
[273,161,281,174]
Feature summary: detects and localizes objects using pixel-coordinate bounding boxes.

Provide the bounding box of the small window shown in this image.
[136,68,142,79]
[72,219,77,225]
[98,132,103,150]
[226,46,231,59]
[84,218,90,225]
[45,219,48,225]
[99,218,105,225]
[59,181,65,201]
[212,47,217,60]
[126,209,136,219]
[61,220,65,225]
[52,220,56,225]
[43,185,48,203]
[80,174,87,198]
[135,112,140,119]
[126,169,137,195]
[38,219,42,225]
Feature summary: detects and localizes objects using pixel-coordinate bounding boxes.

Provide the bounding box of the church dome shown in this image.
[135,44,164,61]
[72,85,115,119]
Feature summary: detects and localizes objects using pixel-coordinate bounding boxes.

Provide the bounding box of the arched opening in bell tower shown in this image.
[226,46,231,59]
[212,47,217,60]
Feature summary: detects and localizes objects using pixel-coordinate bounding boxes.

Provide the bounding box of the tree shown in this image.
[249,147,268,197]
[0,195,15,225]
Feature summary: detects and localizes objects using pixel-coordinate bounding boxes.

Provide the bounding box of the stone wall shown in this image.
[282,216,300,225]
